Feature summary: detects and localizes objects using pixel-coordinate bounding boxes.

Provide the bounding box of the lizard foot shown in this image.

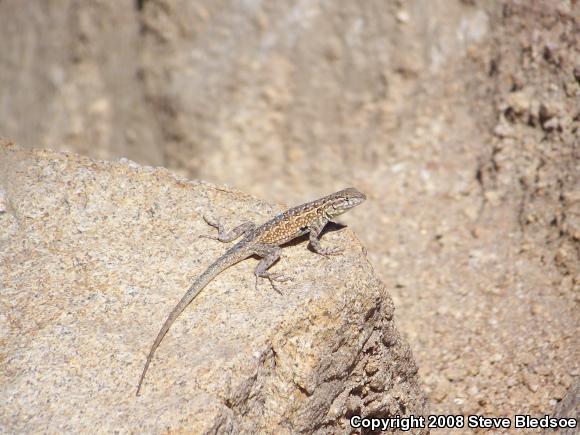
[202,214,220,228]
[198,234,219,241]
[255,273,292,294]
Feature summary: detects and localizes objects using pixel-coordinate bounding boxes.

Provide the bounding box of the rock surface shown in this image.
[0,142,427,433]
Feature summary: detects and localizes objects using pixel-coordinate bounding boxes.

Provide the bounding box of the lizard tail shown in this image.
[136,250,245,395]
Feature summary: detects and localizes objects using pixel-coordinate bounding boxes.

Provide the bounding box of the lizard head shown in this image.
[325,187,366,218]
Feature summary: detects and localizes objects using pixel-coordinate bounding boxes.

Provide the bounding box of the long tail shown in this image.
[136,249,246,395]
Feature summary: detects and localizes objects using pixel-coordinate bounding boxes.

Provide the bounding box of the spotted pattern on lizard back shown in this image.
[258,207,324,245]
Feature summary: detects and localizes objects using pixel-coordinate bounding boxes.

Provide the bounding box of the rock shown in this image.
[539,101,563,131]
[0,142,427,433]
[506,91,531,116]
[522,372,540,393]
[396,9,410,24]
[552,385,568,401]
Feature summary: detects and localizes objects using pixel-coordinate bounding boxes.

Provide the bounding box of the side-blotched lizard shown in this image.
[136,187,366,395]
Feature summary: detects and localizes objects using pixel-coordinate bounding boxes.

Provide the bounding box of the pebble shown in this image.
[552,385,568,400]
[506,91,531,114]
[364,360,379,375]
[493,122,515,138]
[396,10,410,23]
[444,368,464,382]
[522,372,540,392]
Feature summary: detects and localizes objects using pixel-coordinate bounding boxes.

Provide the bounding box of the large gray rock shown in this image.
[0,0,489,202]
[0,0,162,165]
[0,142,427,433]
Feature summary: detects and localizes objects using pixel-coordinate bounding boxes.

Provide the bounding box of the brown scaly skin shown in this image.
[136,187,366,395]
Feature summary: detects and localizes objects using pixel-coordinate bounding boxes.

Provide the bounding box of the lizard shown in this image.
[136,187,366,395]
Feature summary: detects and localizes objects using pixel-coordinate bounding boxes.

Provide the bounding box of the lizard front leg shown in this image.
[200,215,256,242]
[308,219,343,256]
[253,244,292,294]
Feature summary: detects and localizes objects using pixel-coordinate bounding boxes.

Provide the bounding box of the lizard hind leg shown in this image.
[253,245,292,294]
[200,215,256,242]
